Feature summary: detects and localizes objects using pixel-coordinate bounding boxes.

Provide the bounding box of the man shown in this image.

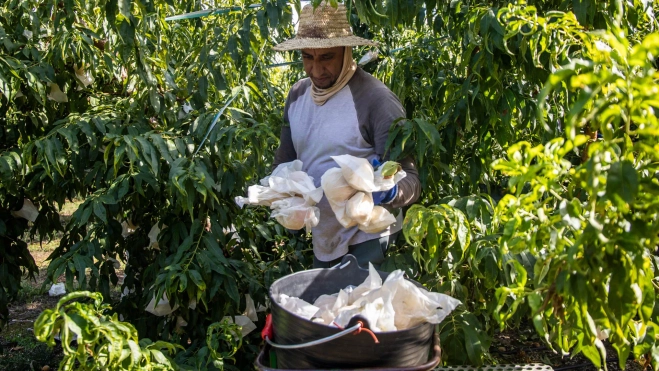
[272,2,420,269]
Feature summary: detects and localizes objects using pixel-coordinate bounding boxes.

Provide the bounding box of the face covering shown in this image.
[310,47,357,106]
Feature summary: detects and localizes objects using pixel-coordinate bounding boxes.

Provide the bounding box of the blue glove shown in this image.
[370,158,397,205]
[372,185,397,205]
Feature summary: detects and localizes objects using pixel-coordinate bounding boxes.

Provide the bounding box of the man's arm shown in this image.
[368,87,421,209]
[273,91,298,168]
[388,155,421,209]
[273,125,297,168]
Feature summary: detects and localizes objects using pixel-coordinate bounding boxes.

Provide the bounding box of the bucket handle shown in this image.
[264,320,379,349]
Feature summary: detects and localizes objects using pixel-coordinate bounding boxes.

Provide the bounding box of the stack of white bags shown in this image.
[276,263,461,332]
[235,160,323,232]
[321,155,406,234]
[235,155,406,234]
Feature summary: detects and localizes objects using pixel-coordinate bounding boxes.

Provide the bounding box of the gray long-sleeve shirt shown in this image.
[274,68,421,261]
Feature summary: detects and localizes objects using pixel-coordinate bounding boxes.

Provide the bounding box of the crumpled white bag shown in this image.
[312,294,340,324]
[261,159,302,183]
[346,263,382,302]
[358,50,379,66]
[277,263,461,332]
[222,315,258,337]
[321,155,406,233]
[234,184,289,208]
[332,155,379,192]
[145,292,179,316]
[321,168,357,228]
[329,264,393,332]
[74,64,94,88]
[260,160,324,204]
[119,218,138,238]
[147,223,166,250]
[47,83,68,103]
[331,155,406,193]
[244,294,258,322]
[359,206,397,234]
[49,283,66,297]
[270,197,320,231]
[345,192,373,226]
[385,270,461,329]
[235,160,322,231]
[373,163,407,192]
[278,294,320,320]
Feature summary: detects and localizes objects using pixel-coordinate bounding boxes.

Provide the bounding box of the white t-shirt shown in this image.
[274,68,419,261]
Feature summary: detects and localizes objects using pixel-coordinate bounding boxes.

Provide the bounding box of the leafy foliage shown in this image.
[35,291,182,370]
[1,0,308,367]
[357,0,659,367]
[2,0,659,369]
[491,28,659,370]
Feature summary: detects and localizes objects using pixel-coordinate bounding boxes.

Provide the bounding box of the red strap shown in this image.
[261,313,274,340]
[354,321,380,344]
[332,321,379,344]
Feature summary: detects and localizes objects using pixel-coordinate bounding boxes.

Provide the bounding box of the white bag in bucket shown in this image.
[276,263,461,332]
[278,294,319,320]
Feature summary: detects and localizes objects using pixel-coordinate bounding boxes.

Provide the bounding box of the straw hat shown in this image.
[273,2,377,51]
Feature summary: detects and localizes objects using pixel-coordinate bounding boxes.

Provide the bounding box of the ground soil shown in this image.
[490,327,647,371]
[0,238,124,371]
[1,295,63,371]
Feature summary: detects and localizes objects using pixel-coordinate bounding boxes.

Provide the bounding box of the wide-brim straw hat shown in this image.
[273,2,377,51]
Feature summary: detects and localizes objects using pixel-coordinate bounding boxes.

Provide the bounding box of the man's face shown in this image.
[301,47,345,89]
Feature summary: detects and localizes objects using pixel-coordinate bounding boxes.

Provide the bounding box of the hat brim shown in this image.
[273,36,378,51]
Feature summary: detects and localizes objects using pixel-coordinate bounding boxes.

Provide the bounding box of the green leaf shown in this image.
[198,75,208,102]
[581,344,602,368]
[72,254,88,286]
[78,203,93,225]
[610,263,637,329]
[572,0,589,25]
[438,313,468,365]
[118,0,132,20]
[178,272,188,292]
[507,260,527,288]
[149,89,160,113]
[188,270,206,291]
[461,315,485,366]
[255,224,272,241]
[634,324,657,360]
[224,276,239,305]
[267,2,279,28]
[606,160,639,206]
[203,234,227,264]
[92,201,107,223]
[256,10,269,38]
[415,118,441,147]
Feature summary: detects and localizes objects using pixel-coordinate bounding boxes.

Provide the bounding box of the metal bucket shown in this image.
[266,254,439,369]
[255,333,441,371]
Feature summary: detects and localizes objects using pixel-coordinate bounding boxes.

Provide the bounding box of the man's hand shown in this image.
[371,158,398,205]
